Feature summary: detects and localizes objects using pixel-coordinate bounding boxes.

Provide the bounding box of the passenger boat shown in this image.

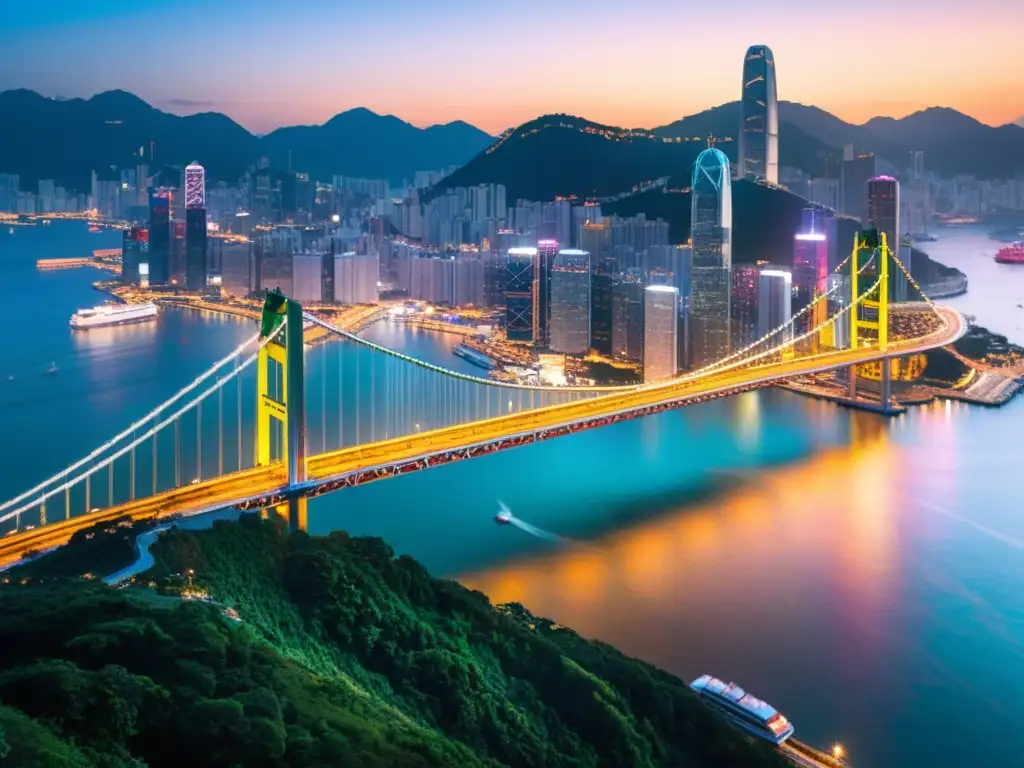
[690,675,795,745]
[70,302,158,330]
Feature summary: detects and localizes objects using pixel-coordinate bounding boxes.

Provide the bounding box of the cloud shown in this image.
[163,98,216,108]
[1016,115,1024,128]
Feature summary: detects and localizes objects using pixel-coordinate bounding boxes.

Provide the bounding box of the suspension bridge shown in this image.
[0,231,967,567]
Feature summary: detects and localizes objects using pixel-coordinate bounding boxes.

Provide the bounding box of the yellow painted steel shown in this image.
[850,232,890,352]
[256,341,288,466]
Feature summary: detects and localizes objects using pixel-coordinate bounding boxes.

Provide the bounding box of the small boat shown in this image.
[495,501,512,525]
[6,228,12,235]
[44,362,58,376]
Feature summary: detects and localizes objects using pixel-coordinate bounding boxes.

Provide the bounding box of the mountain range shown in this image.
[437,102,1024,203]
[0,89,494,191]
[1,88,1021,198]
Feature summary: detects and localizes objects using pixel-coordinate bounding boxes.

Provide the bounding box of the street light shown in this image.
[832,744,845,761]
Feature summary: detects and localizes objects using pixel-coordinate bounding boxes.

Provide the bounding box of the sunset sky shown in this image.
[2,0,1022,135]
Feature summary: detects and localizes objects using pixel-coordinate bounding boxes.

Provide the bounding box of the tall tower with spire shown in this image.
[738,45,779,184]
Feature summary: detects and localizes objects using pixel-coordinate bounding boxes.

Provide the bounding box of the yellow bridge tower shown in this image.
[255,289,308,531]
[847,229,893,408]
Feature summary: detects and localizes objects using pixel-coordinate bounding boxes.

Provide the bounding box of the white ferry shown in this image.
[690,674,795,745]
[70,302,158,330]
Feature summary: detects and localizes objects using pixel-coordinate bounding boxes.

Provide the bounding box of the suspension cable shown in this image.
[0,322,285,525]
[0,329,264,514]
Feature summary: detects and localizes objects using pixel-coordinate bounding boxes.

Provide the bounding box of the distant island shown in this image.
[0,514,790,767]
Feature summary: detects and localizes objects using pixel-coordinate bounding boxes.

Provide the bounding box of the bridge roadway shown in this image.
[0,307,966,569]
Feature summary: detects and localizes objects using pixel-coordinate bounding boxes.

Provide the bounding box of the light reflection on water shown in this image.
[7,221,1024,767]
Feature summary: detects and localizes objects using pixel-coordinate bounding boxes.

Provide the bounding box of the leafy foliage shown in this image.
[0,515,789,766]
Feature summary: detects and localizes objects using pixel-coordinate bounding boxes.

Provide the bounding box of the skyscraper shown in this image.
[185,163,207,292]
[147,190,171,286]
[121,227,147,286]
[690,148,733,368]
[643,285,678,383]
[548,249,591,355]
[590,257,616,356]
[506,247,536,342]
[841,149,877,220]
[184,163,205,210]
[612,271,645,361]
[757,268,792,339]
[867,175,906,300]
[738,45,779,184]
[533,239,558,345]
[731,264,760,350]
[792,232,828,313]
[582,222,614,355]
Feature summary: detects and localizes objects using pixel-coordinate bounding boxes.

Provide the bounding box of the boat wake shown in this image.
[508,517,570,545]
[495,501,580,547]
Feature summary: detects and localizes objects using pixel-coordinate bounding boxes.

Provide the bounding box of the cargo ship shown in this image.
[70,302,158,330]
[690,675,795,745]
[994,242,1024,264]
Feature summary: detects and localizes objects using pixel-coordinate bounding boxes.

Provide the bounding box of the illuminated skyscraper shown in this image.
[505,247,536,342]
[731,264,760,350]
[184,163,206,210]
[643,285,678,383]
[757,268,792,339]
[533,239,558,345]
[549,249,591,354]
[147,189,171,286]
[184,163,207,292]
[121,227,148,286]
[690,148,732,368]
[612,270,645,361]
[738,45,779,184]
[792,232,828,313]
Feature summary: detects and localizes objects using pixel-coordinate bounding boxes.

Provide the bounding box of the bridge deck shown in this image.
[0,307,965,569]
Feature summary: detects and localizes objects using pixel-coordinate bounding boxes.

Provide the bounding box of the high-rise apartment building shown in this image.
[292,252,325,303]
[643,285,678,383]
[334,251,379,304]
[738,45,779,184]
[505,247,536,342]
[690,148,733,368]
[549,249,591,355]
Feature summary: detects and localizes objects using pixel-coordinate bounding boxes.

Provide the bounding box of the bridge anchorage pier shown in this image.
[256,290,308,534]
